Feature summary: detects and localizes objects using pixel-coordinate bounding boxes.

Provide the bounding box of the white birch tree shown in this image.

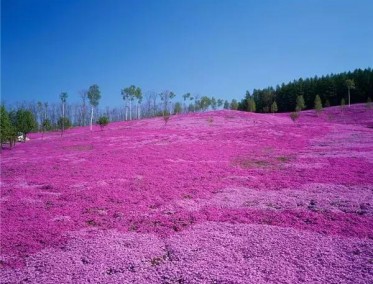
[59,92,68,135]
[87,84,101,131]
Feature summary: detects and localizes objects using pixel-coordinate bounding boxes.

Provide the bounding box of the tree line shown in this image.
[2,90,232,132]
[0,84,103,148]
[1,83,235,147]
[3,68,370,148]
[238,68,373,113]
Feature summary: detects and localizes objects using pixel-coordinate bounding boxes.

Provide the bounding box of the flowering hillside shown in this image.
[1,104,372,283]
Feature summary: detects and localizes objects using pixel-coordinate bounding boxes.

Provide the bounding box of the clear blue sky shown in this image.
[1,0,373,108]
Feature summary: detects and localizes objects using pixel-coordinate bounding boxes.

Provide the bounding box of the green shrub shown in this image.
[15,109,37,141]
[97,116,109,130]
[271,101,278,114]
[314,95,323,115]
[42,119,52,131]
[296,95,306,111]
[57,117,72,130]
[0,105,17,148]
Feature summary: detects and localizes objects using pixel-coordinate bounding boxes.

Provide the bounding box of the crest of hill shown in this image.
[27,104,372,142]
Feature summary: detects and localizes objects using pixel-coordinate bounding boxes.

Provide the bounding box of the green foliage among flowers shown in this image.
[97,116,110,130]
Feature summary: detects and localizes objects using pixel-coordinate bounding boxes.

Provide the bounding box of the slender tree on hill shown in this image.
[121,87,129,120]
[37,101,43,131]
[345,79,355,107]
[189,95,195,112]
[134,87,143,119]
[80,90,88,126]
[121,86,134,120]
[59,92,68,135]
[210,97,217,110]
[122,85,142,120]
[159,90,175,116]
[87,84,101,131]
[44,102,48,121]
[182,93,191,113]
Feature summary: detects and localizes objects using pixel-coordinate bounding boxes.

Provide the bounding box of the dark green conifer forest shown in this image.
[238,68,373,113]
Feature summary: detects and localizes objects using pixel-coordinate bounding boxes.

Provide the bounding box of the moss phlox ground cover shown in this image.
[1,105,372,283]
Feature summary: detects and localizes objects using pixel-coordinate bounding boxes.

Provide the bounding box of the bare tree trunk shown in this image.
[348,87,351,107]
[137,103,141,119]
[90,106,94,131]
[80,90,86,126]
[44,104,48,120]
[129,100,132,120]
[105,106,111,121]
[61,103,65,135]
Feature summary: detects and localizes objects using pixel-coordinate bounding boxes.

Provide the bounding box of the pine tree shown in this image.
[271,101,278,114]
[345,79,355,107]
[314,95,323,115]
[0,105,14,147]
[296,95,306,111]
[247,98,256,112]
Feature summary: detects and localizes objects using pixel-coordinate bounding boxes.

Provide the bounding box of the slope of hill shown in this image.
[1,104,372,283]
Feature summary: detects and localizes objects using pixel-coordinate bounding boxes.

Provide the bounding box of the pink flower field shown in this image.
[1,105,373,283]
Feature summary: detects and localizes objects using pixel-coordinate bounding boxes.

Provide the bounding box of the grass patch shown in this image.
[276,156,291,162]
[233,154,292,169]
